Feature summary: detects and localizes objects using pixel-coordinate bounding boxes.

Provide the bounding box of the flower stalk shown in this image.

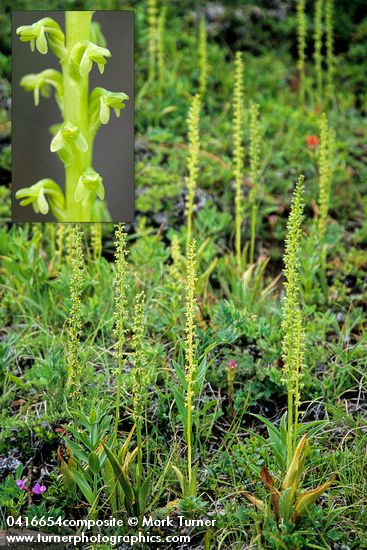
[282,176,305,465]
[66,224,84,399]
[249,102,261,265]
[112,224,129,442]
[233,52,244,268]
[185,239,198,493]
[185,94,201,251]
[297,0,307,105]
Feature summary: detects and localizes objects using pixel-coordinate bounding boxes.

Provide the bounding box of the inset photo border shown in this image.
[12,10,134,223]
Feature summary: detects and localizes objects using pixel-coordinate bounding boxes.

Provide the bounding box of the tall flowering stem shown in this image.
[56,223,64,265]
[314,0,323,102]
[157,7,166,98]
[91,223,102,260]
[66,224,84,399]
[318,113,335,242]
[185,94,201,251]
[131,291,147,490]
[15,11,128,221]
[185,240,198,493]
[282,176,305,465]
[325,0,334,103]
[249,102,261,265]
[147,0,157,81]
[233,52,244,268]
[297,0,307,105]
[198,18,208,97]
[113,224,129,441]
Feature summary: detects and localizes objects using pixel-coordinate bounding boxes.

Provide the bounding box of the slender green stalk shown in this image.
[318,113,334,241]
[131,291,146,490]
[66,224,84,399]
[48,223,55,262]
[198,17,208,97]
[297,0,307,105]
[314,0,323,102]
[185,94,201,251]
[281,176,305,465]
[233,52,244,268]
[185,240,197,493]
[56,223,64,264]
[63,12,93,220]
[249,102,261,265]
[147,0,158,81]
[91,223,102,260]
[113,224,129,441]
[325,0,334,103]
[169,234,184,282]
[32,224,42,248]
[157,7,166,98]
[66,224,74,265]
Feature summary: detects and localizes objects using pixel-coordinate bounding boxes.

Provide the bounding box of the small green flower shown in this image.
[15,179,65,218]
[16,17,65,58]
[69,41,111,79]
[20,69,64,110]
[89,87,129,135]
[74,167,105,206]
[50,122,88,166]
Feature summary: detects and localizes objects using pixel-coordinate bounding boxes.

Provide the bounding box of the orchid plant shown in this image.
[15,12,129,222]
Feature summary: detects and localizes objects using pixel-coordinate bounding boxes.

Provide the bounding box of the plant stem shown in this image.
[287,390,293,466]
[250,203,257,265]
[63,11,93,221]
[136,416,143,492]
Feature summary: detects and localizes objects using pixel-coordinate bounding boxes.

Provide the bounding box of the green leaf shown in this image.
[88,452,100,476]
[138,473,153,515]
[278,487,295,523]
[171,464,185,495]
[101,441,135,516]
[73,470,95,506]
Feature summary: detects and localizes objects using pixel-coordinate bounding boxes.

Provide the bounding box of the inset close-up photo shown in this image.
[12,10,134,222]
[1,1,367,549]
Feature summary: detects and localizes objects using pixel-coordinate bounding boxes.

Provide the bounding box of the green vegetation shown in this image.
[1,1,367,549]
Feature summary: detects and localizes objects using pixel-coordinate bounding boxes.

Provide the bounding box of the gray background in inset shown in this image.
[12,11,134,222]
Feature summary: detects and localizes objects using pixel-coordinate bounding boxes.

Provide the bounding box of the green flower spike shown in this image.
[50,122,88,166]
[74,167,105,207]
[89,87,129,135]
[15,179,65,219]
[69,41,111,78]
[20,69,64,110]
[16,18,65,58]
